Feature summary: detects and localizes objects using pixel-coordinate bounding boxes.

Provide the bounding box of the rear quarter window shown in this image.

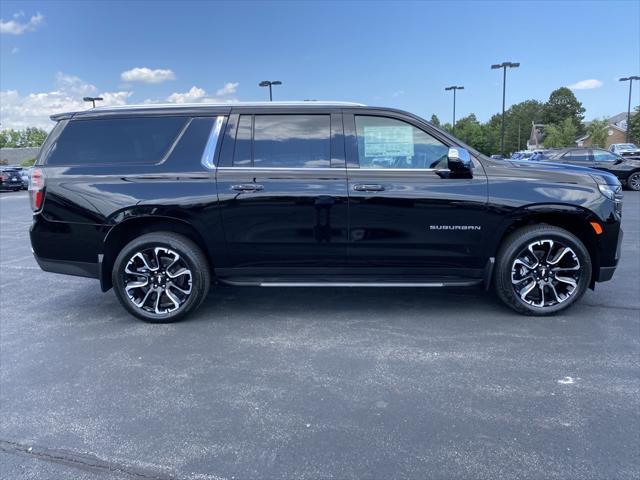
[44,116,188,166]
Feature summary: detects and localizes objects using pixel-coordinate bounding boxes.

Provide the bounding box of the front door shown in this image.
[215,110,348,274]
[344,111,489,276]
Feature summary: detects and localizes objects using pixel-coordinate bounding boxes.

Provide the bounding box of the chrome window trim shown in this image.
[201,115,225,170]
[216,166,440,172]
[217,166,341,172]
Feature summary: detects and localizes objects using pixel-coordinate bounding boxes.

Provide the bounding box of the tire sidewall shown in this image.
[627,172,640,191]
[497,228,592,315]
[112,234,208,323]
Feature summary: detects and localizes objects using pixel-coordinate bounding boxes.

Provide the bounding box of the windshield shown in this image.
[618,144,637,149]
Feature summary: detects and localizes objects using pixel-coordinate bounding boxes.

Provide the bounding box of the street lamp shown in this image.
[619,76,640,142]
[444,86,464,134]
[491,61,520,156]
[258,80,282,101]
[83,96,103,108]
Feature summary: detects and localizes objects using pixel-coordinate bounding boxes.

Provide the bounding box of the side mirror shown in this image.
[447,147,472,175]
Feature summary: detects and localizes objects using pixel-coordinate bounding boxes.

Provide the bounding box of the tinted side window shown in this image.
[593,150,618,162]
[253,115,331,168]
[355,116,448,169]
[45,117,187,165]
[563,150,591,162]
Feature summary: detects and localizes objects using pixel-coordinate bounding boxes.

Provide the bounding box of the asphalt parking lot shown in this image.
[1,189,639,480]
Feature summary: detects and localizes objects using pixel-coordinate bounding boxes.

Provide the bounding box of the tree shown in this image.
[628,105,640,144]
[0,127,48,148]
[543,118,578,148]
[430,114,441,127]
[503,100,544,153]
[542,87,586,134]
[586,119,609,148]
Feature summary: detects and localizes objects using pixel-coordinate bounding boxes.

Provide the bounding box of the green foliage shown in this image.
[0,127,48,148]
[586,119,609,148]
[628,106,640,145]
[542,87,586,134]
[429,114,441,127]
[21,157,37,167]
[503,100,545,153]
[543,118,578,148]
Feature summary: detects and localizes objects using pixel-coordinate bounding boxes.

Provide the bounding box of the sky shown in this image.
[1,0,639,130]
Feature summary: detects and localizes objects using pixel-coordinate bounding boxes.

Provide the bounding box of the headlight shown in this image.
[591,174,622,201]
[598,184,616,200]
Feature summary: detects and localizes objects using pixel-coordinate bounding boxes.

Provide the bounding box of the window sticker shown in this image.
[363,126,414,157]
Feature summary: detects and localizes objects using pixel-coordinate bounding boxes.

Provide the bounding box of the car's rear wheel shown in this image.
[627,171,640,191]
[494,225,591,315]
[112,232,210,323]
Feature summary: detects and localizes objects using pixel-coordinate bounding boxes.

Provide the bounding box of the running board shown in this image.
[220,278,483,288]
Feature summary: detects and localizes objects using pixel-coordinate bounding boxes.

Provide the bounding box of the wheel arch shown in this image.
[100,216,213,292]
[490,206,601,288]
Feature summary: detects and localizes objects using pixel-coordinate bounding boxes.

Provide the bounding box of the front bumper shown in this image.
[597,228,623,283]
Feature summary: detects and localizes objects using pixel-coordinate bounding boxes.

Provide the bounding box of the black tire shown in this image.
[626,171,640,191]
[112,232,211,323]
[494,224,591,315]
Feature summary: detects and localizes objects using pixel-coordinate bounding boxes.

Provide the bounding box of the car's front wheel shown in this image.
[494,225,591,315]
[112,232,211,323]
[626,171,640,191]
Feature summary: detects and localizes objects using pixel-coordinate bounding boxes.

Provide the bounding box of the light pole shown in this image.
[83,96,103,108]
[258,80,282,101]
[444,85,464,134]
[619,76,640,142]
[491,61,520,156]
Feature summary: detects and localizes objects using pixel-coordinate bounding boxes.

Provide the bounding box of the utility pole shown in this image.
[619,76,640,142]
[444,86,464,134]
[259,80,282,101]
[83,96,103,108]
[491,62,520,156]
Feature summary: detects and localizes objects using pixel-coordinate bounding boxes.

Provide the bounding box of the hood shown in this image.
[506,159,621,185]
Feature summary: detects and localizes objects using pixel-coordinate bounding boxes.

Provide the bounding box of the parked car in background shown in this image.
[528,150,552,162]
[538,147,640,191]
[20,167,31,189]
[609,143,640,158]
[511,151,534,160]
[28,102,624,322]
[490,154,504,159]
[0,167,24,191]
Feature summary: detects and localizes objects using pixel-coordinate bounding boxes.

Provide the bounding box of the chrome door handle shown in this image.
[353,184,385,192]
[231,184,264,192]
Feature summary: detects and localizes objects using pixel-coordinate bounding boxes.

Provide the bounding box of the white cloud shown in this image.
[0,73,132,130]
[120,67,176,84]
[0,12,44,35]
[166,86,207,103]
[567,79,603,90]
[391,90,405,98]
[161,85,239,104]
[216,82,239,96]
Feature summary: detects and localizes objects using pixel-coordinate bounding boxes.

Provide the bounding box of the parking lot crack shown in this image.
[0,439,183,480]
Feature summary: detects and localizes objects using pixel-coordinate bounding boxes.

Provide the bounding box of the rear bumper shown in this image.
[33,253,99,279]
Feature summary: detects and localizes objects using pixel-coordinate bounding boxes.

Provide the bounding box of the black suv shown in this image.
[536,147,640,191]
[30,103,623,322]
[0,167,24,191]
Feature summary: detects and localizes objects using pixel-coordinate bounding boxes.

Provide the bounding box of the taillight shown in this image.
[29,168,45,212]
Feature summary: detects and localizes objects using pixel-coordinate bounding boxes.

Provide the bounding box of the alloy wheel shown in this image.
[510,239,581,308]
[123,247,193,315]
[628,172,640,191]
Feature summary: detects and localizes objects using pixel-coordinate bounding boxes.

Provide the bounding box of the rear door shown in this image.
[343,110,489,275]
[215,109,348,274]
